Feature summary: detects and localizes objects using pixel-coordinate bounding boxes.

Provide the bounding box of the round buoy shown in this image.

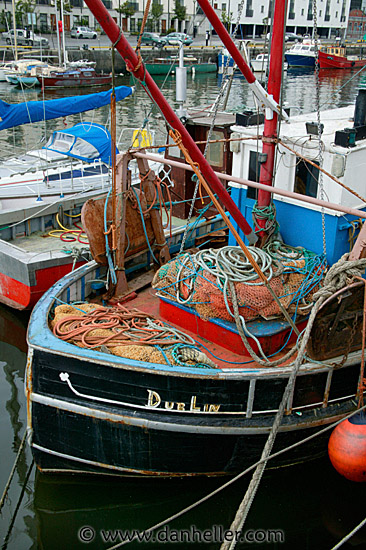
[328,411,366,482]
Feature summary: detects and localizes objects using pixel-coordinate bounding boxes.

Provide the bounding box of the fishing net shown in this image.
[50,303,216,368]
[152,244,327,323]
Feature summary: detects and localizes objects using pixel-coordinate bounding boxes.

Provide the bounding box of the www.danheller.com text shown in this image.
[78,525,285,544]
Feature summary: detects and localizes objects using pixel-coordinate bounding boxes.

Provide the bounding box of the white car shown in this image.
[70,26,98,39]
[1,29,49,48]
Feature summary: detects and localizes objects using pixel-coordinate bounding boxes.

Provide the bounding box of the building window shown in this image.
[319,9,322,16]
[261,5,264,13]
[301,8,304,15]
[335,11,338,16]
[294,159,319,198]
[39,12,47,31]
[222,3,226,9]
[246,0,253,17]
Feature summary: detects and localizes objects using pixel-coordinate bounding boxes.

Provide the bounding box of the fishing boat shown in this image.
[284,39,317,67]
[145,56,216,75]
[318,45,366,69]
[26,0,366,478]
[0,86,134,310]
[37,66,112,89]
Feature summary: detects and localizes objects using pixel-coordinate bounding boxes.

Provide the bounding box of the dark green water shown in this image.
[1,69,366,549]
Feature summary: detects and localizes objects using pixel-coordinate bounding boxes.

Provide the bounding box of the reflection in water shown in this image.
[33,457,366,550]
[0,307,35,550]
[1,68,366,549]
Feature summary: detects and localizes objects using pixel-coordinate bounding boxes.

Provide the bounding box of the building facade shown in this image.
[230,0,351,39]
[0,0,355,38]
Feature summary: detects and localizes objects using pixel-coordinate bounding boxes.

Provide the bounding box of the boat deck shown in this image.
[9,229,89,255]
[84,280,300,372]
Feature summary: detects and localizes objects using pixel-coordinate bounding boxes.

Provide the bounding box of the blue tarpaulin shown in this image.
[0,86,133,131]
[43,122,118,165]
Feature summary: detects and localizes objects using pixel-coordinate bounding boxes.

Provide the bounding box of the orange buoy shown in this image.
[328,411,366,482]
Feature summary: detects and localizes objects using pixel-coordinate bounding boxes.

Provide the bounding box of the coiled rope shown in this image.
[52,303,216,368]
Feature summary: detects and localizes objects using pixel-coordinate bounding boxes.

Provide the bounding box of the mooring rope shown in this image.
[0,430,27,513]
[220,254,366,550]
[105,403,366,550]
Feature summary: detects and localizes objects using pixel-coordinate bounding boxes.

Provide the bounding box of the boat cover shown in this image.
[0,86,133,131]
[43,122,118,165]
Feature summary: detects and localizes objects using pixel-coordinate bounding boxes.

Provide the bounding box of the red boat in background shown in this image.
[37,67,112,89]
[318,46,366,69]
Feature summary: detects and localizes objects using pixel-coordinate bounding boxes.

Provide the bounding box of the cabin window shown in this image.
[247,150,261,199]
[206,130,224,168]
[294,159,319,198]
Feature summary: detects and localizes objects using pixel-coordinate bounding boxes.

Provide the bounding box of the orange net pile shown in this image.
[152,246,325,322]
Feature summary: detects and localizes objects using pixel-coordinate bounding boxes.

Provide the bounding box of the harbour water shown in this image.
[1,68,366,549]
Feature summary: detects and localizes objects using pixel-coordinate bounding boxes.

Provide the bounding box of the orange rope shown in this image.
[53,305,182,349]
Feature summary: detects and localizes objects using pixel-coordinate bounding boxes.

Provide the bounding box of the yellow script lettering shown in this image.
[147,390,161,408]
[190,396,201,411]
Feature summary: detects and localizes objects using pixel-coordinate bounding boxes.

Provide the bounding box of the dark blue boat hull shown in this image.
[284,53,315,67]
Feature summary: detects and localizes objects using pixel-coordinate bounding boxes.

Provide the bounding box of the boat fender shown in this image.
[351,61,355,67]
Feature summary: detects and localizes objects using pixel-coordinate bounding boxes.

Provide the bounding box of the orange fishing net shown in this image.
[152,247,324,322]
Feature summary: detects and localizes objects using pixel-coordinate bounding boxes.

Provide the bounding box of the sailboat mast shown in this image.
[60,0,67,67]
[84,0,258,245]
[11,0,18,61]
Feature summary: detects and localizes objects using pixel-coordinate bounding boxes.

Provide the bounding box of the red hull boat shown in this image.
[318,47,366,69]
[37,67,112,89]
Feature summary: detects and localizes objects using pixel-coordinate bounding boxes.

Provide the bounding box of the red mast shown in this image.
[83,0,257,245]
[194,0,287,242]
[256,0,287,240]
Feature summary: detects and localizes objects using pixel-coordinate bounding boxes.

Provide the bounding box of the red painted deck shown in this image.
[130,286,303,370]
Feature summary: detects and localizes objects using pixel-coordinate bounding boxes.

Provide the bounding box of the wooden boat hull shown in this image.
[318,50,366,69]
[38,74,112,89]
[26,261,363,476]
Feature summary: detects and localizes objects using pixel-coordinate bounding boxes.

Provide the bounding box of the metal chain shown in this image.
[312,0,327,257]
[179,0,247,254]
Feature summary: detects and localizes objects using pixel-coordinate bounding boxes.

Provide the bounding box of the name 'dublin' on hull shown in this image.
[146,390,221,412]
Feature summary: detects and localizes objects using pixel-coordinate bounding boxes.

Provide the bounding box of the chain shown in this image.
[179,0,247,255]
[312,0,327,258]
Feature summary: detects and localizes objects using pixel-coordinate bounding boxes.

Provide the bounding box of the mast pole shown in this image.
[256,0,287,240]
[83,0,257,244]
[196,0,287,242]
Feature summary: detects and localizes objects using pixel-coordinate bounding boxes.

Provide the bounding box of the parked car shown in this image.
[70,26,98,39]
[266,31,302,42]
[285,32,303,42]
[1,29,49,48]
[165,32,193,46]
[141,32,167,48]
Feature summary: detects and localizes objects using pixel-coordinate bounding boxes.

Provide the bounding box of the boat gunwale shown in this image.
[27,259,363,380]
